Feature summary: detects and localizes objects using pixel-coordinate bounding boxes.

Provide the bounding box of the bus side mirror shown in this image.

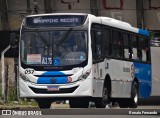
[10,32,16,47]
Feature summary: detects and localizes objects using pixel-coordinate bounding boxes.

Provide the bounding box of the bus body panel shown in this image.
[19,78,92,98]
[19,71,93,98]
[92,59,152,98]
[19,63,93,98]
[92,59,133,98]
[134,62,152,98]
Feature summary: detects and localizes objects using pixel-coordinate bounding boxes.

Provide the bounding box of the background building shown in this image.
[0,0,160,31]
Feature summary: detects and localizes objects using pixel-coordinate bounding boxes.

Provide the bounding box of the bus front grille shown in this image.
[29,86,79,94]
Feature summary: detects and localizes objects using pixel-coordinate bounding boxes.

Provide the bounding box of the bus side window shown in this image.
[122,33,130,59]
[102,28,111,57]
[112,30,122,58]
[91,24,104,63]
[131,35,139,60]
[91,30,96,57]
[139,37,147,62]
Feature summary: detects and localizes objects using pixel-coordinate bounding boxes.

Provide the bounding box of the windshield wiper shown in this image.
[57,28,73,46]
[37,32,49,46]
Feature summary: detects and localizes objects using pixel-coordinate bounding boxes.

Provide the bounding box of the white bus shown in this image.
[19,13,151,108]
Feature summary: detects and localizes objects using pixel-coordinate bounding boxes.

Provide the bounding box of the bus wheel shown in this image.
[95,85,110,108]
[129,82,138,108]
[69,98,89,108]
[36,98,52,109]
[118,99,129,108]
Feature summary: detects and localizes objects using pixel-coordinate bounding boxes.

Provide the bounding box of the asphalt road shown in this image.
[50,96,160,109]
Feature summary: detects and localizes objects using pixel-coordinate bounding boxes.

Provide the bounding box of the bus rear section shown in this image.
[91,20,151,108]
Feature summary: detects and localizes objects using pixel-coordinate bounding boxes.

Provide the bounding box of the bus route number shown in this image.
[25,69,34,74]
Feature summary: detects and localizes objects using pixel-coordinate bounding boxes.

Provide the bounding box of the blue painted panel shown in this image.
[37,77,68,84]
[133,63,152,98]
[138,29,150,37]
[37,71,68,84]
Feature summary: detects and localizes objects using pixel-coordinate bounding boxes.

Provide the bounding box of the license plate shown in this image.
[47,86,59,91]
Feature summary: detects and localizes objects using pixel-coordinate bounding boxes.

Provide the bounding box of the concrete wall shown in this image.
[98,0,137,27]
[144,0,160,30]
[0,0,160,30]
[52,0,91,13]
[0,57,15,101]
[50,0,137,27]
[0,58,15,85]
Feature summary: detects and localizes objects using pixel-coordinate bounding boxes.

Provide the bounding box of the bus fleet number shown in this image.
[25,70,34,74]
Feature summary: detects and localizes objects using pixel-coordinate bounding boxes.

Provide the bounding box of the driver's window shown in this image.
[91,24,103,62]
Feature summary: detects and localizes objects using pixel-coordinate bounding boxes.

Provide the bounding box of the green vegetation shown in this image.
[0,84,38,108]
[7,100,38,106]
[8,86,17,101]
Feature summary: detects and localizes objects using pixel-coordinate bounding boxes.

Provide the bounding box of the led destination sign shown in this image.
[26,15,87,27]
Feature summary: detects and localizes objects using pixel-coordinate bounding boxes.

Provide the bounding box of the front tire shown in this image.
[95,85,110,108]
[69,98,89,108]
[36,98,52,109]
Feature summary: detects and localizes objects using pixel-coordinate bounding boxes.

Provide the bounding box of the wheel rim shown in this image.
[133,87,138,104]
[134,93,138,103]
[102,87,109,105]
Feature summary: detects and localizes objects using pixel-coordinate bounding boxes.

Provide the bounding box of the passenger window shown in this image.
[112,30,122,58]
[122,33,130,59]
[123,33,129,46]
[140,37,147,62]
[91,29,102,57]
[131,36,139,60]
[91,24,103,62]
[102,28,111,56]
[113,30,120,44]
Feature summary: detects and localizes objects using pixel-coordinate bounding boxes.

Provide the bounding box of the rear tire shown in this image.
[95,85,110,108]
[118,99,130,108]
[69,98,89,108]
[36,98,52,109]
[118,82,138,108]
[129,82,138,108]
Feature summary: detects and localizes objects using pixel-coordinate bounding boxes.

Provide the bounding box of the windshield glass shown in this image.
[20,30,87,66]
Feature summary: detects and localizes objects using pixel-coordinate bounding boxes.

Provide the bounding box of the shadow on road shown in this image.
[139,96,160,106]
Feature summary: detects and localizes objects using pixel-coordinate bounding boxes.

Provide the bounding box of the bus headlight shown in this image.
[78,69,91,80]
[20,73,30,82]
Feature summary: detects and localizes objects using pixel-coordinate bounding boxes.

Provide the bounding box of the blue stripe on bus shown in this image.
[40,71,66,76]
[37,77,68,84]
[133,62,152,98]
[138,29,149,37]
[37,71,68,84]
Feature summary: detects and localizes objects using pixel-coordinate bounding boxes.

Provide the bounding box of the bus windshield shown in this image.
[20,30,87,67]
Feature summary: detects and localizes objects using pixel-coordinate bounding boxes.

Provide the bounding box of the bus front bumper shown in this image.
[19,78,92,98]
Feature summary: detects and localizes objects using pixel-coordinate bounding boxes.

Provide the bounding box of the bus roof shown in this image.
[26,13,88,17]
[25,13,149,37]
[95,16,149,37]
